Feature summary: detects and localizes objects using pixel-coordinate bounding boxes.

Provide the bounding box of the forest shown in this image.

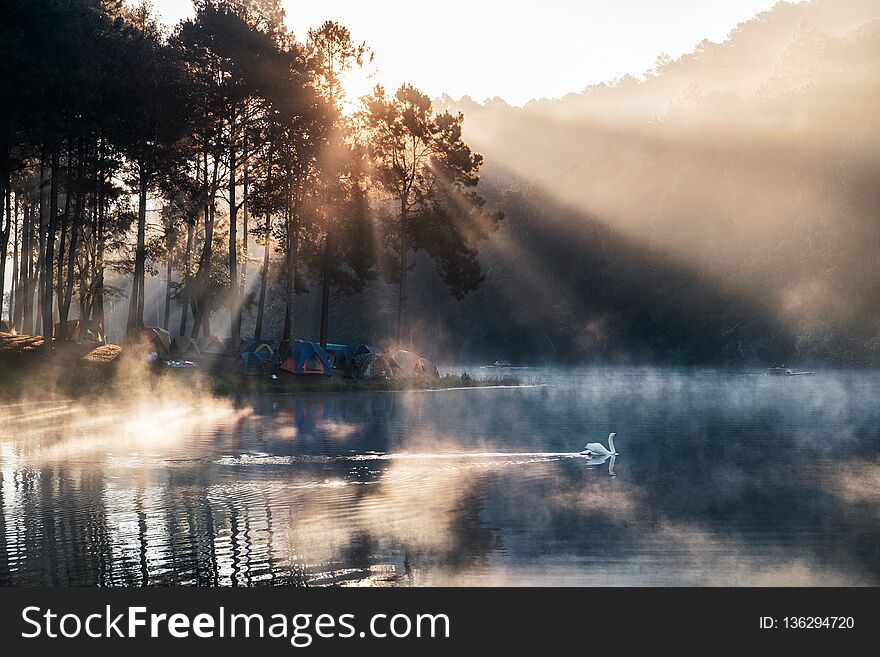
[0,0,501,357]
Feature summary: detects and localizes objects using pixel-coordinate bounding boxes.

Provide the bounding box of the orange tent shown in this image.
[53,319,81,341]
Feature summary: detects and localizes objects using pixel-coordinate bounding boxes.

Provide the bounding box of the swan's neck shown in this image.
[608,434,616,454]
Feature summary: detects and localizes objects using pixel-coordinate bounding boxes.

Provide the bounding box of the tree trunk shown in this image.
[189,298,199,338]
[163,213,173,331]
[282,191,294,341]
[254,151,271,341]
[319,233,331,348]
[228,144,239,346]
[35,161,47,336]
[94,196,106,334]
[42,151,59,354]
[93,135,106,337]
[240,138,249,325]
[60,144,84,333]
[127,165,148,334]
[162,247,171,331]
[9,190,19,325]
[255,211,271,340]
[396,200,408,345]
[80,138,99,326]
[0,153,9,322]
[191,149,217,340]
[178,219,194,336]
[55,143,72,325]
[25,204,35,333]
[15,202,30,330]
[191,201,214,340]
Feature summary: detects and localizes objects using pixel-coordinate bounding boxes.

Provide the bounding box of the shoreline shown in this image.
[0,333,526,401]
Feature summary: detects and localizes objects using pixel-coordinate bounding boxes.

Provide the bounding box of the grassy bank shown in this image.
[0,332,523,400]
[0,333,125,399]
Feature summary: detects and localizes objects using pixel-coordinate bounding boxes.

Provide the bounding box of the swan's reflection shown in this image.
[583,453,616,476]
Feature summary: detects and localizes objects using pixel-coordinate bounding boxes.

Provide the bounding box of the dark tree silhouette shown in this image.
[305,22,375,347]
[0,1,501,360]
[363,84,502,343]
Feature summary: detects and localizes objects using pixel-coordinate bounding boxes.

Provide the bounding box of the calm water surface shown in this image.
[1,367,878,586]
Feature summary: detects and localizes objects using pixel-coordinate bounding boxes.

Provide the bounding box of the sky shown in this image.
[148,0,785,106]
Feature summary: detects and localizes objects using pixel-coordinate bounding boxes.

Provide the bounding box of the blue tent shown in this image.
[325,343,355,369]
[253,344,277,362]
[280,341,332,377]
[240,337,274,354]
[332,344,380,374]
[241,352,267,376]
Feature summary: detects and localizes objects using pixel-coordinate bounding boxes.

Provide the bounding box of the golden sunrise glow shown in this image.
[149,0,782,105]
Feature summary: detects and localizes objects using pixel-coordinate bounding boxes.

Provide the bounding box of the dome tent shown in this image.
[389,349,440,378]
[240,351,268,376]
[240,337,273,355]
[279,341,332,377]
[129,326,172,357]
[172,336,201,360]
[198,335,227,355]
[350,352,396,380]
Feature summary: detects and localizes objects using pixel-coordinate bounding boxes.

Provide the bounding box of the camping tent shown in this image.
[354,344,381,357]
[279,341,332,376]
[240,337,273,355]
[80,319,105,343]
[326,343,382,376]
[172,336,201,360]
[240,352,268,376]
[350,352,396,380]
[276,339,292,360]
[198,335,227,355]
[253,343,276,361]
[236,334,277,374]
[325,343,357,370]
[130,326,172,357]
[54,319,81,342]
[389,349,439,378]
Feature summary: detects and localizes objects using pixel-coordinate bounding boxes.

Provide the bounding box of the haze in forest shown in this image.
[423,0,880,365]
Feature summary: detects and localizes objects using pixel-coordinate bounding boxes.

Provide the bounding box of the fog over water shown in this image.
[1,367,877,586]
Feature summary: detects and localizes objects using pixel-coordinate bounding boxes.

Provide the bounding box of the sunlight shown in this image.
[339,63,378,115]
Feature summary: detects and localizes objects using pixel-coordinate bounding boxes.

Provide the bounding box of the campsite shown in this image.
[0,325,515,399]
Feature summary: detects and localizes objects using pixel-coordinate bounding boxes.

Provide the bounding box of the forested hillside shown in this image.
[414,0,880,365]
[4,0,880,366]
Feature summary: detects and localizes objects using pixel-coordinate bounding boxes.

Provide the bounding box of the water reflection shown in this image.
[1,368,878,586]
[583,453,616,476]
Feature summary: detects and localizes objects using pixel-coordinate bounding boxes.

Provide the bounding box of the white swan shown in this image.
[581,432,618,458]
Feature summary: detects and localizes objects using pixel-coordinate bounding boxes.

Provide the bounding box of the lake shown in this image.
[1,367,878,586]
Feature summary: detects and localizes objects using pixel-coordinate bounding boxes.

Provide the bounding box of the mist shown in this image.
[3,367,878,586]
[403,0,880,365]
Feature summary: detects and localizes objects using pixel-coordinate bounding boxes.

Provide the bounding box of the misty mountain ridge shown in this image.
[356,0,880,366]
